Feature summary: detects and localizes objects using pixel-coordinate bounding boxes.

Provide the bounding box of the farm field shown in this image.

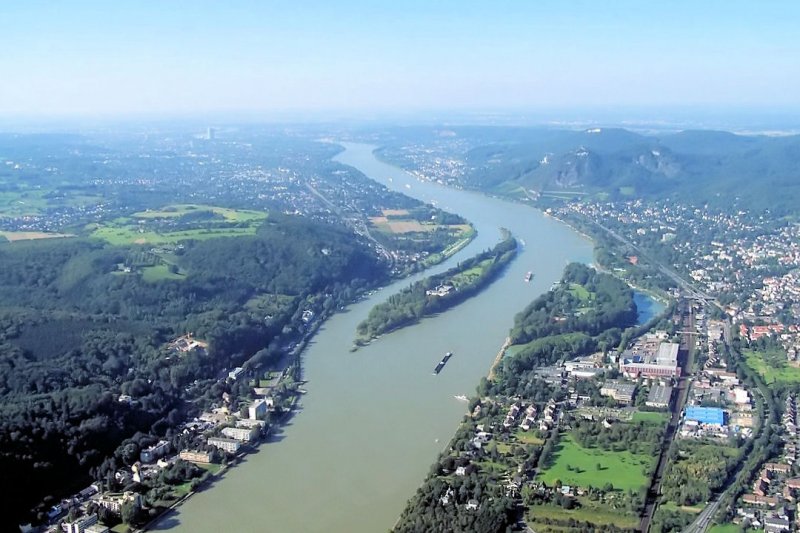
[131,204,266,223]
[0,231,75,242]
[90,204,268,245]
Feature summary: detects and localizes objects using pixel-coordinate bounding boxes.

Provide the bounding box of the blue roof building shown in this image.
[685,406,725,426]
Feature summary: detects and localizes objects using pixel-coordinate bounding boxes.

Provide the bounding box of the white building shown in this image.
[207,436,241,454]
[248,398,268,420]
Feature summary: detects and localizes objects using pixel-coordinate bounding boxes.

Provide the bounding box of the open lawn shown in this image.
[708,524,744,533]
[568,283,593,302]
[527,499,639,529]
[539,434,652,492]
[632,411,669,424]
[514,428,544,445]
[743,348,800,384]
[451,259,492,288]
[141,264,185,282]
[197,462,222,474]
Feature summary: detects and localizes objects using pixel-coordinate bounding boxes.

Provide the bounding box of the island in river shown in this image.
[355,232,518,344]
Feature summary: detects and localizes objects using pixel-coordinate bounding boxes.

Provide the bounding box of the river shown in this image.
[157,142,642,532]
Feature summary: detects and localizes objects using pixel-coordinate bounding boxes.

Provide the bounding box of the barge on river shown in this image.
[433,352,454,375]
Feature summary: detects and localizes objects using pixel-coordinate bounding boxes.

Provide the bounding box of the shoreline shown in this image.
[487,336,512,381]
[548,212,672,306]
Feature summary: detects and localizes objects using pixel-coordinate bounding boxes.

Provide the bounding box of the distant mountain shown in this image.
[376,127,800,213]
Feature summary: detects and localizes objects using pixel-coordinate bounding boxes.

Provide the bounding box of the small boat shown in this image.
[454,395,469,402]
[524,271,533,282]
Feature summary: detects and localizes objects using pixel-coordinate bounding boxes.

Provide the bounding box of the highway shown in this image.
[683,496,723,533]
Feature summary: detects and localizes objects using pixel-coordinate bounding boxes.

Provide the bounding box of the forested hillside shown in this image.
[0,213,386,527]
[375,127,800,213]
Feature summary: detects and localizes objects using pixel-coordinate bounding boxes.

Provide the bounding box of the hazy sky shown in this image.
[1,1,799,118]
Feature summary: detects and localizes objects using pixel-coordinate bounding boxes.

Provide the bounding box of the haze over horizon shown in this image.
[2,1,800,123]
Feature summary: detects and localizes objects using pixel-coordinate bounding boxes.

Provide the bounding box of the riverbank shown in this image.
[355,234,517,344]
[487,337,511,380]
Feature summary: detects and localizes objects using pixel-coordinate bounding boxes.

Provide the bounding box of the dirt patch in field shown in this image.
[0,231,74,242]
[381,209,410,216]
[386,220,430,233]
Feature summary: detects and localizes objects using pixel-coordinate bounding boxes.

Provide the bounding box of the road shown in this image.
[683,496,723,533]
[639,301,695,532]
[587,218,716,305]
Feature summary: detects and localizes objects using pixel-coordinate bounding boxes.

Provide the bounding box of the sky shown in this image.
[1,1,799,119]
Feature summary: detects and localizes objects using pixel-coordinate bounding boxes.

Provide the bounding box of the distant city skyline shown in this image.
[1,1,799,119]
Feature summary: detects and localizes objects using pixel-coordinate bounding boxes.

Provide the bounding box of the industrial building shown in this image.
[684,406,725,426]
[620,341,681,378]
[646,385,673,408]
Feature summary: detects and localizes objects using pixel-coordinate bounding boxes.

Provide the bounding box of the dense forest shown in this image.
[0,213,387,527]
[486,263,636,397]
[510,262,637,345]
[355,234,517,341]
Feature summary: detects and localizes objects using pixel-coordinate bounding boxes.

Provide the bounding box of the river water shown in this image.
[158,143,609,532]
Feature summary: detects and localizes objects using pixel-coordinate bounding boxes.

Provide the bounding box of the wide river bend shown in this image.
[159,142,607,532]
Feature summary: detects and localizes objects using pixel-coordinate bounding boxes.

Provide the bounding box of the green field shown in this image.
[131,204,266,222]
[141,264,185,282]
[527,499,638,530]
[539,434,652,491]
[91,205,268,245]
[743,348,800,384]
[708,524,745,533]
[514,428,544,445]
[632,411,669,424]
[0,189,103,217]
[567,283,593,302]
[451,259,492,288]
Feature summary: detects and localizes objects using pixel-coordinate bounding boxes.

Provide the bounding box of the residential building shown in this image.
[64,514,99,533]
[208,436,241,454]
[600,380,637,404]
[221,426,258,442]
[140,440,169,463]
[248,398,268,420]
[179,450,212,464]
